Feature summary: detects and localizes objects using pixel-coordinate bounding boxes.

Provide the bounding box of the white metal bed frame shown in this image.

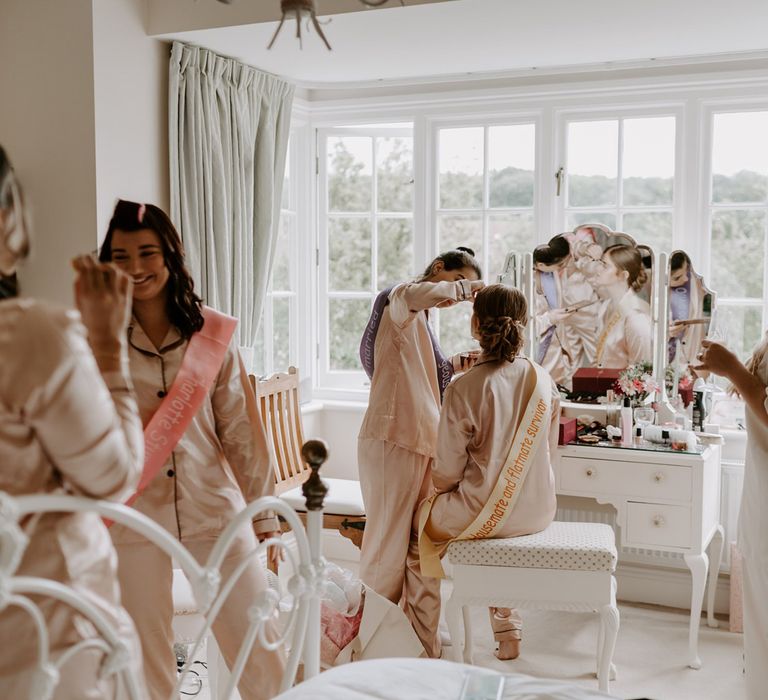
[0,440,329,700]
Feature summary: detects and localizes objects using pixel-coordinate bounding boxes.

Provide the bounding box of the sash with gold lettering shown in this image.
[417,360,552,577]
[107,306,237,525]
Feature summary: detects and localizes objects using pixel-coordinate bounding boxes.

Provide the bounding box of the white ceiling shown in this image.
[155,0,768,86]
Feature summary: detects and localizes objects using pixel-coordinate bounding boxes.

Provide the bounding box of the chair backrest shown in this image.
[252,366,309,494]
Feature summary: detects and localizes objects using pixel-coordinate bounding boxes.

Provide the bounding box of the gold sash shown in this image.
[417,360,552,578]
[595,309,621,366]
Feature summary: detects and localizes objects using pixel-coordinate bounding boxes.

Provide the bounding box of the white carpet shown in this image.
[454,601,746,700]
[181,559,746,700]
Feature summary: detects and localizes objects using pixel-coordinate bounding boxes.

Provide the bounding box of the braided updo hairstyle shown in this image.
[473,284,528,363]
[603,244,648,292]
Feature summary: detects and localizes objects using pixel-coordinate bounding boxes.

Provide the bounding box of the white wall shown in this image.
[0,0,98,302]
[0,0,170,302]
[93,0,170,239]
[305,403,365,481]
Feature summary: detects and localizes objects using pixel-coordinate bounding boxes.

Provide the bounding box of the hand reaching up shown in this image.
[72,255,133,371]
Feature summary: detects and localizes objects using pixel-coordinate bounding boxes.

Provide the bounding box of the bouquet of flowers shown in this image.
[615,362,660,404]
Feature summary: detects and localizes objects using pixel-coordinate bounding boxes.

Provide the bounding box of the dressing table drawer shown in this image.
[625,502,692,549]
[559,457,692,502]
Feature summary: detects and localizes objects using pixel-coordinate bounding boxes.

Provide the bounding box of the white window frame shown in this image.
[553,104,685,252]
[316,124,415,393]
[429,114,542,284]
[303,69,768,399]
[700,99,768,354]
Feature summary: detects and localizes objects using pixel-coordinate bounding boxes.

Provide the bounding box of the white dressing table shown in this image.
[554,440,724,669]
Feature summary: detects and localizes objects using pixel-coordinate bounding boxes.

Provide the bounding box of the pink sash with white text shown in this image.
[111,306,237,520]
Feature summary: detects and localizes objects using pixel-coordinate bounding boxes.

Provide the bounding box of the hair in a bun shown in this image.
[420,246,482,280]
[604,244,647,292]
[473,284,527,363]
[533,234,570,266]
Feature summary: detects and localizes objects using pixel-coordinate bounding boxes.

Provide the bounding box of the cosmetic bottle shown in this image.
[621,396,633,446]
[692,378,707,433]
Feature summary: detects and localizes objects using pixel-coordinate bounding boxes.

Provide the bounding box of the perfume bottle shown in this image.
[621,397,633,446]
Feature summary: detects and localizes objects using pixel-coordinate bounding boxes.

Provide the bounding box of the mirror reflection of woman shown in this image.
[668,251,707,366]
[561,227,603,369]
[532,235,574,388]
[593,244,652,368]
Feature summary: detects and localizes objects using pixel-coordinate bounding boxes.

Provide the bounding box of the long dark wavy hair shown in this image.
[99,199,204,338]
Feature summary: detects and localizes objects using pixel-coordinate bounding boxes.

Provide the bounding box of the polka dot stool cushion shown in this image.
[447,521,617,572]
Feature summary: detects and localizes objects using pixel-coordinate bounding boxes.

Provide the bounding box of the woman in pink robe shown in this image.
[533,235,574,388]
[0,147,147,698]
[404,285,559,660]
[358,247,483,605]
[98,200,284,700]
[593,245,652,369]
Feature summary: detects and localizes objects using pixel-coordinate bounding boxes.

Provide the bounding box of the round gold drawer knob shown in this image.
[654,473,664,482]
[653,515,665,527]
[586,469,594,477]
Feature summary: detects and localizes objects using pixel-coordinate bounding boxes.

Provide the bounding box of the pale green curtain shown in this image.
[169,41,294,345]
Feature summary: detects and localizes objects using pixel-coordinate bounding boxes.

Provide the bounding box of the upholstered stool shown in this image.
[444,521,620,694]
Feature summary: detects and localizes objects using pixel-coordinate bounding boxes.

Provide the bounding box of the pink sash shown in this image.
[110,306,237,521]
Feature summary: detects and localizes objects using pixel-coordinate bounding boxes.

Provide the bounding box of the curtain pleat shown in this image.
[169,41,294,346]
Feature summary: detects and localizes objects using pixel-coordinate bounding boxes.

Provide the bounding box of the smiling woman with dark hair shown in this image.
[99,199,284,700]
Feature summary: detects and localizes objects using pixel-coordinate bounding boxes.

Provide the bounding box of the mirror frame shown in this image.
[511,223,662,401]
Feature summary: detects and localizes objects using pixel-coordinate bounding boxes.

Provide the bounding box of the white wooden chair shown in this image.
[253,367,366,548]
[444,521,620,694]
[2,439,329,700]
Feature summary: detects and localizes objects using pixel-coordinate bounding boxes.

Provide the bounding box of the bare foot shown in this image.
[495,639,520,660]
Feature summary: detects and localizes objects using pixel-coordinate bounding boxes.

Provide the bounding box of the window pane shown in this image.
[567,120,618,207]
[439,127,483,209]
[378,218,414,290]
[715,303,763,362]
[329,298,371,371]
[437,214,482,261]
[622,211,673,254]
[712,112,768,204]
[488,124,535,208]
[328,136,372,212]
[272,213,294,292]
[711,210,765,298]
[566,211,617,230]
[489,212,535,278]
[377,137,414,212]
[438,305,474,359]
[329,217,371,291]
[273,297,291,372]
[623,117,675,206]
